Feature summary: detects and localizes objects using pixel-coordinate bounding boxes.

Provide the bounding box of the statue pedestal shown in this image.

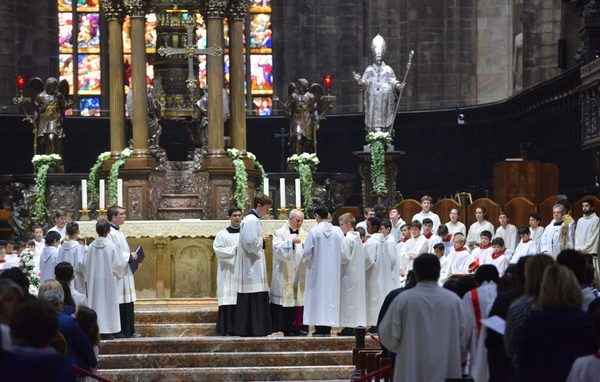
[353,150,405,208]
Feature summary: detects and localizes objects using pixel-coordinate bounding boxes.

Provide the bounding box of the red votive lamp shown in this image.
[15,76,26,92]
[323,74,333,92]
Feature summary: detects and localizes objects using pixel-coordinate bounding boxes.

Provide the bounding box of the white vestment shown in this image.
[379,281,467,382]
[213,227,240,306]
[386,234,401,288]
[396,238,410,277]
[440,235,454,256]
[57,239,86,294]
[39,246,58,284]
[235,213,269,293]
[412,211,441,232]
[511,239,537,264]
[48,225,66,241]
[399,235,429,273]
[84,237,127,334]
[303,221,343,327]
[467,221,495,245]
[540,220,574,259]
[462,281,497,382]
[390,219,406,243]
[364,233,395,326]
[107,226,136,303]
[495,224,519,251]
[470,245,494,270]
[271,222,307,307]
[446,221,467,236]
[575,213,600,254]
[355,220,370,238]
[340,231,367,328]
[425,233,442,253]
[482,250,512,276]
[530,226,544,252]
[445,247,473,279]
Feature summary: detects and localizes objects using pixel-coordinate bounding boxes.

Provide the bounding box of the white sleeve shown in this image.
[213,231,237,260]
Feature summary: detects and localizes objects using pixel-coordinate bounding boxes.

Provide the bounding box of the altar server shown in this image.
[338,213,367,333]
[398,220,429,273]
[422,218,441,252]
[396,223,411,278]
[411,195,441,232]
[511,227,537,264]
[47,209,67,242]
[356,207,375,238]
[467,207,495,247]
[57,222,86,294]
[389,208,406,243]
[213,207,242,336]
[84,220,128,337]
[303,206,343,335]
[574,199,600,257]
[541,204,574,259]
[234,194,273,337]
[468,231,493,273]
[529,213,544,252]
[381,219,400,288]
[443,234,472,282]
[271,209,307,336]
[437,224,454,256]
[446,208,467,236]
[107,206,141,338]
[483,237,512,276]
[39,231,61,284]
[494,211,519,252]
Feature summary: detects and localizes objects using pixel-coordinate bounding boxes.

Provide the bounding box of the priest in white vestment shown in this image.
[234,194,273,337]
[411,195,441,232]
[303,207,343,335]
[574,200,600,256]
[213,207,242,336]
[47,210,67,242]
[540,204,574,259]
[338,213,367,333]
[389,208,406,243]
[107,206,141,338]
[467,207,495,247]
[511,227,537,264]
[57,222,86,294]
[494,212,519,252]
[379,254,467,382]
[271,209,307,336]
[364,217,395,328]
[446,208,467,235]
[529,213,544,252]
[84,220,128,336]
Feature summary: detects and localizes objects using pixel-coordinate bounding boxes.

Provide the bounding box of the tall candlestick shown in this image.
[279,178,286,208]
[117,179,123,207]
[295,178,301,209]
[263,177,269,196]
[81,179,88,210]
[99,179,105,209]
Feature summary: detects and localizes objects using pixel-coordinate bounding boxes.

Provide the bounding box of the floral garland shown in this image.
[88,151,111,206]
[108,148,132,206]
[287,153,319,210]
[366,131,392,194]
[247,151,267,191]
[31,154,61,224]
[227,148,248,208]
[18,248,40,295]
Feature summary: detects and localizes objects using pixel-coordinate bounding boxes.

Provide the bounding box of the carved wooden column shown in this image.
[102,0,126,158]
[206,0,227,154]
[228,0,247,151]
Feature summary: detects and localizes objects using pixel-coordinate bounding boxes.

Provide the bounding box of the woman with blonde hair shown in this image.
[517,265,597,382]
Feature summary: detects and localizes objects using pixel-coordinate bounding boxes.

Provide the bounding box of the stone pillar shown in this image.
[205,0,227,154]
[102,0,126,157]
[124,0,150,158]
[228,0,248,151]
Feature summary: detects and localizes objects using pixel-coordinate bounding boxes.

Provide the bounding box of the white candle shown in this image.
[117,179,123,207]
[295,178,301,209]
[263,177,269,196]
[81,179,88,210]
[279,178,286,208]
[99,179,105,209]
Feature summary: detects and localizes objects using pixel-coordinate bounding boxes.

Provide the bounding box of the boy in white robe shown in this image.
[381,219,400,288]
[395,223,411,280]
[356,207,375,238]
[411,195,441,232]
[271,209,307,336]
[541,204,574,259]
[338,213,367,335]
[84,220,128,338]
[57,222,86,294]
[437,224,454,256]
[47,210,67,242]
[364,217,394,329]
[39,231,61,284]
[468,231,493,273]
[446,208,467,235]
[399,220,429,273]
[422,218,441,252]
[443,234,472,282]
[467,207,495,247]
[529,213,544,252]
[31,225,45,272]
[389,208,406,243]
[54,261,88,308]
[495,211,519,252]
[483,237,512,276]
[303,206,343,335]
[511,227,537,264]
[213,207,242,336]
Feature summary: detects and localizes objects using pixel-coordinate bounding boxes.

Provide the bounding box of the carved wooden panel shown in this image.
[125,180,148,220]
[538,195,562,226]
[503,197,536,229]
[394,199,422,224]
[432,199,466,224]
[466,198,501,228]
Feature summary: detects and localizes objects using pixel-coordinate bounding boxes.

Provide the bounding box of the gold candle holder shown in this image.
[79,208,90,221]
[96,208,106,220]
[278,207,289,220]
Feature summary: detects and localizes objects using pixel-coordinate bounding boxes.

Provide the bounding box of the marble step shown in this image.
[135,323,216,337]
[135,307,218,324]
[97,365,356,382]
[98,350,352,369]
[100,336,360,354]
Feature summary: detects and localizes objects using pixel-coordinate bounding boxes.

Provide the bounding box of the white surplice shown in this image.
[39,246,58,284]
[467,221,495,245]
[340,230,367,328]
[235,212,269,293]
[271,222,306,307]
[302,221,343,327]
[470,245,494,271]
[540,220,574,259]
[495,224,519,252]
[385,234,401,288]
[390,219,406,243]
[446,221,467,236]
[364,233,395,326]
[57,239,86,294]
[107,226,136,303]
[411,211,441,232]
[575,213,600,255]
[379,281,467,382]
[84,236,128,334]
[48,225,66,241]
[482,249,512,276]
[510,239,537,264]
[396,238,410,278]
[530,226,544,252]
[445,247,473,279]
[425,233,442,253]
[399,234,429,273]
[213,227,240,306]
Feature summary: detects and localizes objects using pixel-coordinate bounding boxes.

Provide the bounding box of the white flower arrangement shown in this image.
[18,248,40,294]
[108,147,132,206]
[366,131,392,194]
[88,151,111,206]
[227,149,248,208]
[31,154,62,224]
[287,152,319,209]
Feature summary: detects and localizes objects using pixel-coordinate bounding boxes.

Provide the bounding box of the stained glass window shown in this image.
[77,13,100,53]
[79,97,101,116]
[58,13,73,53]
[249,1,272,115]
